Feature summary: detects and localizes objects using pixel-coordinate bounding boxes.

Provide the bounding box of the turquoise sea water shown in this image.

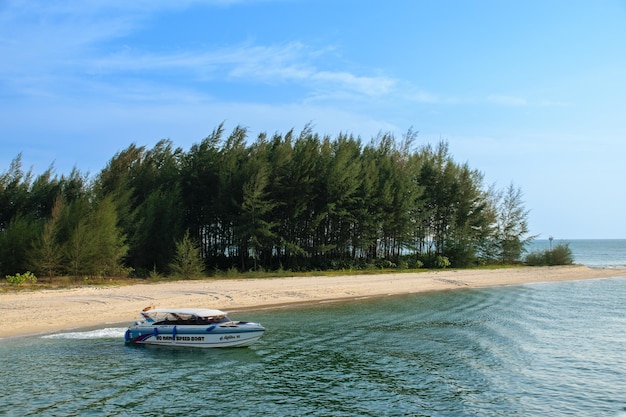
[1,240,625,416]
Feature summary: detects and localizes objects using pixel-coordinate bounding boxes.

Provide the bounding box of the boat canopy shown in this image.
[142,308,227,317]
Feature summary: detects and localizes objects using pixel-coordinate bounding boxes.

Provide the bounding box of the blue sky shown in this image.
[1,0,625,239]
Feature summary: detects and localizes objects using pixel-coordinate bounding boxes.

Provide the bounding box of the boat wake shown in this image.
[42,327,127,339]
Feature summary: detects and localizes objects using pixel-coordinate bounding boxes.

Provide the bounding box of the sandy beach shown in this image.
[2,265,625,338]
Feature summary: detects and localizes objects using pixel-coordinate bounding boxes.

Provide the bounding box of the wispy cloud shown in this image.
[402,89,567,109]
[3,12,397,102]
[94,41,396,96]
[311,71,394,96]
[486,94,569,108]
[403,89,466,105]
[0,0,565,112]
[0,0,259,79]
[1,0,249,18]
[537,99,569,107]
[1,0,395,103]
[486,95,528,106]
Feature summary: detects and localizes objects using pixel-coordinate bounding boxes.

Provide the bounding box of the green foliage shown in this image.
[168,230,205,279]
[129,187,184,274]
[0,214,41,276]
[29,197,64,278]
[488,183,536,263]
[435,256,451,269]
[1,124,539,277]
[93,140,184,275]
[147,265,165,281]
[525,243,574,266]
[235,145,278,271]
[5,271,37,285]
[89,196,129,276]
[58,196,128,277]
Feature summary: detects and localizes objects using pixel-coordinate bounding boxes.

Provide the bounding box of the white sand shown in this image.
[2,265,625,338]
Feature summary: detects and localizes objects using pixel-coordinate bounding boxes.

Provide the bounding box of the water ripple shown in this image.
[1,278,625,416]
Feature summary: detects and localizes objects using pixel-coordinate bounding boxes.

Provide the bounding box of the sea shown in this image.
[1,239,625,416]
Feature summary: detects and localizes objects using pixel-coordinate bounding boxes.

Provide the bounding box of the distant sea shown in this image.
[1,240,625,416]
[528,238,626,268]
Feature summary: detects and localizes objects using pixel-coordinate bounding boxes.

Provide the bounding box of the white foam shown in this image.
[42,327,127,339]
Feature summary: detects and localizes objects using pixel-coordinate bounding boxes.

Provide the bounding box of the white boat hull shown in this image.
[126,323,265,348]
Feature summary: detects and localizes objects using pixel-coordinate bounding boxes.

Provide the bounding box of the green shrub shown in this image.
[5,271,38,285]
[168,230,205,279]
[225,266,240,277]
[376,259,397,269]
[550,243,574,265]
[147,265,164,281]
[435,256,451,269]
[525,243,573,266]
[411,259,424,269]
[524,251,543,265]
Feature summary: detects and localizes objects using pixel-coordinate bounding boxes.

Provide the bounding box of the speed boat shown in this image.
[125,307,265,348]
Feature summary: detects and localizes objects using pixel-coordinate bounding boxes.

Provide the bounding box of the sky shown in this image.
[1,0,625,239]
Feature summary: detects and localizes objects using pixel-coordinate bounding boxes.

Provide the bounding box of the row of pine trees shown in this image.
[0,124,533,279]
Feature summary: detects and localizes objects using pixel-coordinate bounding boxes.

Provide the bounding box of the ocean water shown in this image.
[527,239,626,268]
[1,241,626,416]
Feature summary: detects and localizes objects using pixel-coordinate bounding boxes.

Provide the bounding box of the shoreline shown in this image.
[2,265,625,339]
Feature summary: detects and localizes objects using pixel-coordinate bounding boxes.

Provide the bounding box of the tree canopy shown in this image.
[0,125,535,278]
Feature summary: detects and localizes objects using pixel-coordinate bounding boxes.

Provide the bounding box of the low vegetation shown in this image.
[5,271,37,285]
[525,243,574,266]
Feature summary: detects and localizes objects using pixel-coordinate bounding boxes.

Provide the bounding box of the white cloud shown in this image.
[538,99,569,107]
[5,1,560,112]
[406,90,442,103]
[486,95,528,106]
[1,0,399,104]
[5,23,396,102]
[0,0,255,76]
[312,71,395,96]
